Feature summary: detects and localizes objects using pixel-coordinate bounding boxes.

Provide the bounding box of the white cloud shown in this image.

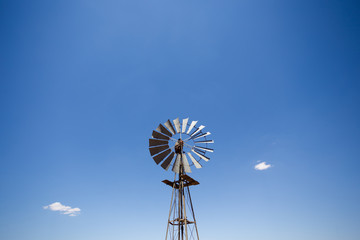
[254,161,272,171]
[43,202,81,216]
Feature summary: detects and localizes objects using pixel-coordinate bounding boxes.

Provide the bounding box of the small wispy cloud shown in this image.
[254,161,272,171]
[43,202,81,217]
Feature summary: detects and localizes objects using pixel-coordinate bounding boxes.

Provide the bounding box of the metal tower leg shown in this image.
[187,186,200,240]
[165,174,177,240]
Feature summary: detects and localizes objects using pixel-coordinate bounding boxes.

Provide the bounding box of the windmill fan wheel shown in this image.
[149,117,214,173]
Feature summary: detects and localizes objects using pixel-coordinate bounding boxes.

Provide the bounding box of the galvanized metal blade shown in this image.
[182,153,192,173]
[194,146,214,153]
[190,131,203,139]
[187,152,202,169]
[186,120,198,134]
[173,117,181,133]
[192,149,210,162]
[164,120,176,135]
[182,118,189,133]
[161,152,175,170]
[191,132,211,140]
[149,145,169,156]
[172,154,181,173]
[153,149,171,164]
[190,125,205,137]
[149,138,168,147]
[156,124,173,137]
[152,131,170,140]
[194,148,206,154]
[194,140,214,144]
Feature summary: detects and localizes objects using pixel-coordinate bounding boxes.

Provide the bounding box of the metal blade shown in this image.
[173,117,181,133]
[182,153,191,173]
[194,146,214,153]
[186,121,198,134]
[194,148,206,154]
[190,125,205,137]
[192,149,210,162]
[194,140,214,144]
[156,124,173,137]
[164,120,176,135]
[191,132,211,140]
[172,154,181,173]
[182,118,189,133]
[190,131,203,139]
[149,139,168,147]
[187,152,202,169]
[153,149,171,164]
[161,152,175,170]
[149,145,169,156]
[152,131,170,140]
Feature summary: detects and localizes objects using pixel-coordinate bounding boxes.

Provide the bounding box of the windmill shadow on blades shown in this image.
[149,118,214,240]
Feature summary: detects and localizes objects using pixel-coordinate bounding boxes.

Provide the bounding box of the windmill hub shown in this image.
[149,118,214,240]
[174,139,184,154]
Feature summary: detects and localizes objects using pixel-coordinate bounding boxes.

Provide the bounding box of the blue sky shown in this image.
[1,0,360,239]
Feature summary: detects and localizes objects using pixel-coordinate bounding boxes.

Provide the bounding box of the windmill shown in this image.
[149,118,214,240]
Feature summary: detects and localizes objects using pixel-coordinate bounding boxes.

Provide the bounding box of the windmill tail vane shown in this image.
[149,117,214,240]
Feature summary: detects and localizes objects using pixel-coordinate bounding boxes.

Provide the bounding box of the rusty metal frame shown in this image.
[164,144,200,240]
